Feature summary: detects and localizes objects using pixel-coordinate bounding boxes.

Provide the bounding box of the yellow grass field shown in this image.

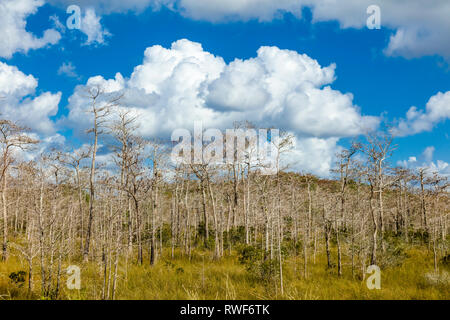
[1,246,448,300]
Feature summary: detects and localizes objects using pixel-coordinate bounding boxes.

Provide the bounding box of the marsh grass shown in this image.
[0,246,448,300]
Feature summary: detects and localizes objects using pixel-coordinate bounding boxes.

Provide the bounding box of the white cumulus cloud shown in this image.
[0,62,61,135]
[0,0,61,58]
[58,61,80,79]
[397,146,450,178]
[79,8,111,45]
[393,91,450,137]
[61,39,379,176]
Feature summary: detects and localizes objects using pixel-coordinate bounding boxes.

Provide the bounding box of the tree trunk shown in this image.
[84,119,98,261]
[1,173,8,261]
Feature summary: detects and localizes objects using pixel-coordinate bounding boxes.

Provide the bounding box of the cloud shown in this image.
[0,0,61,59]
[79,8,111,45]
[48,5,111,46]
[282,136,340,176]
[48,0,450,59]
[0,62,61,135]
[49,14,66,32]
[196,0,450,60]
[49,0,166,14]
[62,39,378,176]
[57,0,450,59]
[58,61,80,79]
[422,146,435,163]
[393,91,450,137]
[294,0,450,60]
[206,45,379,138]
[0,60,65,162]
[15,133,67,162]
[173,0,302,22]
[397,146,450,178]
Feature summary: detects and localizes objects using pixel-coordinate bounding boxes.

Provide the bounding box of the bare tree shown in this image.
[356,130,396,264]
[83,86,122,261]
[0,120,38,261]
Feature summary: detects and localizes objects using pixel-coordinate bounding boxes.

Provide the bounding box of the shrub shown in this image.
[9,271,27,287]
[440,254,450,270]
[237,245,279,283]
[176,267,184,274]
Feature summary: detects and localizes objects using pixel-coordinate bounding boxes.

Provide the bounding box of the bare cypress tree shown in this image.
[55,146,91,252]
[332,146,357,276]
[417,167,430,238]
[0,120,38,261]
[148,140,168,265]
[356,130,396,262]
[83,86,122,261]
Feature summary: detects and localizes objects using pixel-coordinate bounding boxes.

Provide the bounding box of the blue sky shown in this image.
[1,0,449,176]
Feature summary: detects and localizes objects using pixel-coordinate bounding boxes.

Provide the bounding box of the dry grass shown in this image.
[1,246,448,300]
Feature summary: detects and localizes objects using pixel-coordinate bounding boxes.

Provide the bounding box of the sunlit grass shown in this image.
[1,246,448,300]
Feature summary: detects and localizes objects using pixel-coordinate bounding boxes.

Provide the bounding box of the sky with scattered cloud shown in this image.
[0,0,449,176]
